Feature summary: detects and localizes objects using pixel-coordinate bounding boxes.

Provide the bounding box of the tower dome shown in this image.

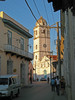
[36,16,47,26]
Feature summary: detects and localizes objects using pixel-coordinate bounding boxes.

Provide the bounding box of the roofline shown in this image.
[2,18,33,38]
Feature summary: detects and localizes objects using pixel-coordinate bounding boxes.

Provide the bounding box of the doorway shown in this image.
[20,63,25,84]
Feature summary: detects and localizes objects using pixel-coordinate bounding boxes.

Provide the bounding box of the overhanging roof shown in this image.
[2,18,33,38]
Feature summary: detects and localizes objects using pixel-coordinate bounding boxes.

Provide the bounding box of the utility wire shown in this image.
[50,3,55,24]
[25,0,40,25]
[33,0,41,17]
[43,0,50,25]
[48,3,57,54]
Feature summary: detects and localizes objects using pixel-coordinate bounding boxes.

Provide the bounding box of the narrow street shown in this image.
[14,81,67,100]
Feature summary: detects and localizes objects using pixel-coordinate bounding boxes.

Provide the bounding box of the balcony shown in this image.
[4,44,33,60]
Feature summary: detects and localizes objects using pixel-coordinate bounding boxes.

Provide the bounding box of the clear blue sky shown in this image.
[0,0,60,54]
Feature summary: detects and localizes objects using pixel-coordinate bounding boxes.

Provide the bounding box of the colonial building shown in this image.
[33,16,51,80]
[0,11,33,86]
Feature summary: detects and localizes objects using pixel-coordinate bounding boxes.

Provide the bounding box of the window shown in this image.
[43,29,45,33]
[7,60,13,74]
[43,22,45,25]
[8,30,12,45]
[0,78,8,85]
[36,45,37,49]
[36,55,37,59]
[20,38,24,50]
[36,30,37,35]
[34,30,37,35]
[41,29,45,33]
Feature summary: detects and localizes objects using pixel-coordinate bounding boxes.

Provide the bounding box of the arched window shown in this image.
[36,30,37,35]
[34,30,37,35]
[36,45,37,49]
[43,22,45,25]
[36,55,37,59]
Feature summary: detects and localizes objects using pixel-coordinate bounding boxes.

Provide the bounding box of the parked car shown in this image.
[0,75,21,100]
[40,77,47,81]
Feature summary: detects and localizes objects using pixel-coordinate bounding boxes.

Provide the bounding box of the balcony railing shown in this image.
[4,44,33,60]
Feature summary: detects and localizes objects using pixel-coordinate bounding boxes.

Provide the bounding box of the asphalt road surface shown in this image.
[14,81,53,100]
[3,81,67,100]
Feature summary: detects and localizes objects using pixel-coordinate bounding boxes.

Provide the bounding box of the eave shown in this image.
[2,18,33,38]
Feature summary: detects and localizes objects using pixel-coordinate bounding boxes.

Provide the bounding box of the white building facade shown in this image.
[63,9,75,100]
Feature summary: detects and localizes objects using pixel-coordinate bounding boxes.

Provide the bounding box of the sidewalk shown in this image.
[52,91,67,100]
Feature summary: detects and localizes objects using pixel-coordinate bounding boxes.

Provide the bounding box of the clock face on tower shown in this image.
[43,44,47,48]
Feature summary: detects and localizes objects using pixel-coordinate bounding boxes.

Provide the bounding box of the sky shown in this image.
[0,0,60,54]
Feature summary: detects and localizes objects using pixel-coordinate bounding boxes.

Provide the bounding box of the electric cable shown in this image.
[43,0,50,25]
[33,0,41,17]
[50,3,55,24]
[25,0,40,25]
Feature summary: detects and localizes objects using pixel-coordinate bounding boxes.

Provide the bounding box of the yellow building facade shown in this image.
[0,11,33,86]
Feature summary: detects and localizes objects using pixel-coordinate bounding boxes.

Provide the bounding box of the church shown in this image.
[33,16,55,80]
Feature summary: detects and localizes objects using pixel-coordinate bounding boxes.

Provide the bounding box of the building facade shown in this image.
[0,11,33,86]
[63,9,75,100]
[48,1,75,100]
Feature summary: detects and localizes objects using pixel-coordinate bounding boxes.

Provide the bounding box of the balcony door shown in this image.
[8,30,12,45]
[20,38,24,50]
[7,60,13,74]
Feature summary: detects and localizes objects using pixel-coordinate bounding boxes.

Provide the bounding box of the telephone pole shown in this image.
[48,22,61,78]
[56,22,61,78]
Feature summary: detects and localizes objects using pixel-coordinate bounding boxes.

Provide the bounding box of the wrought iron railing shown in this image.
[4,44,33,59]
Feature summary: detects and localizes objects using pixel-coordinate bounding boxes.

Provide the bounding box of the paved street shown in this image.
[13,81,67,100]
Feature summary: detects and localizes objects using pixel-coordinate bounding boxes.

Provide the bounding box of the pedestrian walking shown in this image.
[54,77,57,91]
[30,76,32,84]
[47,77,49,84]
[60,76,65,95]
[55,76,60,95]
[51,78,55,91]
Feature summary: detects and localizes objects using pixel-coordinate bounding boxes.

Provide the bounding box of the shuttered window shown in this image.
[7,60,13,74]
[8,30,12,45]
[20,38,24,50]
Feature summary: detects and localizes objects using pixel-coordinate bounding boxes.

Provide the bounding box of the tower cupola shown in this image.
[36,16,47,26]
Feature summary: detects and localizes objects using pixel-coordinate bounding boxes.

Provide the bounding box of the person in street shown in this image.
[30,76,32,84]
[47,77,49,84]
[60,76,65,95]
[37,78,39,81]
[55,76,60,95]
[51,78,55,91]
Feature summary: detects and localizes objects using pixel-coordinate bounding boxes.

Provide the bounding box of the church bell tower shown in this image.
[33,16,50,79]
